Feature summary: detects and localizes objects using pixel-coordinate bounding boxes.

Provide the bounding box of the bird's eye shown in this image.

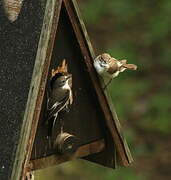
[62,80,65,83]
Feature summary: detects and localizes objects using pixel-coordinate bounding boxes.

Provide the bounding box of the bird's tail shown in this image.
[122,64,137,70]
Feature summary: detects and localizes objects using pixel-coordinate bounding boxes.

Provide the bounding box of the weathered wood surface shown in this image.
[31,3,110,167]
[0,0,133,178]
[65,0,133,166]
[0,1,46,180]
[31,0,133,171]
[30,139,105,170]
[15,0,63,179]
[0,1,45,180]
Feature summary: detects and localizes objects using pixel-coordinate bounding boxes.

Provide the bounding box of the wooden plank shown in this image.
[61,1,116,169]
[103,88,133,165]
[31,5,106,161]
[63,0,133,166]
[11,0,62,179]
[30,139,105,170]
[0,1,45,180]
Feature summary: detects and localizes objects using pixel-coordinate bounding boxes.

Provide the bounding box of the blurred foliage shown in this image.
[35,160,147,180]
[37,0,171,179]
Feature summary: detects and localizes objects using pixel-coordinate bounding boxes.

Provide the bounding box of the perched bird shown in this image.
[46,73,73,137]
[94,53,137,88]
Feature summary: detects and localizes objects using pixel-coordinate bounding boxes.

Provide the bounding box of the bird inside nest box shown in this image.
[29,0,133,172]
[0,0,134,179]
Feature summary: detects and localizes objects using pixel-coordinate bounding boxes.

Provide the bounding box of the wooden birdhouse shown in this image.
[0,0,133,180]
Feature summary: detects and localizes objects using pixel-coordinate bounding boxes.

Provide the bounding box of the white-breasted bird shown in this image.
[46,73,73,136]
[94,53,137,88]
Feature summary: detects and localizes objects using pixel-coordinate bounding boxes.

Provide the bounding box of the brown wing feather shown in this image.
[107,59,119,74]
[122,64,137,70]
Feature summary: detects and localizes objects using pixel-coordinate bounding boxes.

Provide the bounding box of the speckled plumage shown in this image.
[47,74,73,136]
[94,53,137,88]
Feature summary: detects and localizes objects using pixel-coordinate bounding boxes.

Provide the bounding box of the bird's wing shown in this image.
[107,60,118,74]
[46,90,70,137]
[47,90,70,120]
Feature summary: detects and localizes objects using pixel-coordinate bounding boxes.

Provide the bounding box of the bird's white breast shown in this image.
[94,60,106,75]
[62,80,70,90]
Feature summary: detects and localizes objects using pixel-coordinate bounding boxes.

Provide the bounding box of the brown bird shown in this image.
[94,53,137,88]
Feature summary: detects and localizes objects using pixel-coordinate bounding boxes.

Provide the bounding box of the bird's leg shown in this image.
[103,78,112,90]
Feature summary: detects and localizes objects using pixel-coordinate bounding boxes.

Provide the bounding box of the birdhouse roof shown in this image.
[63,0,133,166]
[0,0,133,179]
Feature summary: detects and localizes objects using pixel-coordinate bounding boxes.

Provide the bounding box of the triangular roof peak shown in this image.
[8,0,133,179]
[62,0,133,166]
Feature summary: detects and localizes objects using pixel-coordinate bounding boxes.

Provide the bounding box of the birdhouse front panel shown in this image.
[30,4,116,170]
[28,0,133,171]
[0,0,133,178]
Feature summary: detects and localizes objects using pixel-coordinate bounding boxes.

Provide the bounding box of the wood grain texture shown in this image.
[0,0,45,179]
[8,0,134,178]
[10,0,62,179]
[64,0,133,166]
[31,4,106,165]
[30,139,105,170]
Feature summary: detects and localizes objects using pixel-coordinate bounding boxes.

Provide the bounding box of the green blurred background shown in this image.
[36,0,171,179]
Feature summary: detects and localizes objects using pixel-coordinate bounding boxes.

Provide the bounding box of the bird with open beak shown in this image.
[94,53,137,88]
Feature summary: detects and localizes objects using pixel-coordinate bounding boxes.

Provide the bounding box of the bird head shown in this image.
[51,73,72,89]
[100,53,111,62]
[94,53,111,70]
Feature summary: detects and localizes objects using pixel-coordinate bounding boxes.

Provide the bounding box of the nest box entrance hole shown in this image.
[30,2,116,170]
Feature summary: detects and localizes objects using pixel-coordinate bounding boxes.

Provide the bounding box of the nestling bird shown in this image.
[46,59,73,137]
[94,53,137,88]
